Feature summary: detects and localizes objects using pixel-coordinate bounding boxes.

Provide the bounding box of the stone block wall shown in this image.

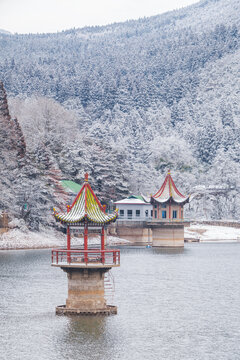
[108,221,152,244]
[65,268,109,311]
[152,225,184,247]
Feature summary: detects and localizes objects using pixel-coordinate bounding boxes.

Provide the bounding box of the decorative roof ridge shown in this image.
[168,173,186,199]
[151,170,189,204]
[140,193,151,203]
[69,179,104,215]
[86,180,105,212]
[70,182,85,210]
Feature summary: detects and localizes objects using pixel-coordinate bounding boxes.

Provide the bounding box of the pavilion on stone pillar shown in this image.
[151,170,189,221]
[52,173,120,315]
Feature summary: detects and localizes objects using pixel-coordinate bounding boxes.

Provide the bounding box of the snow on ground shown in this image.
[107,236,130,245]
[0,226,130,250]
[185,223,240,242]
[0,228,66,250]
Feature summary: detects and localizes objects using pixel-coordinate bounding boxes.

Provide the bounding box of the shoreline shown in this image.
[1,223,240,250]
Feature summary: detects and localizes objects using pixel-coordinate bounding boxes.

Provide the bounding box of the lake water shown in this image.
[0,243,240,360]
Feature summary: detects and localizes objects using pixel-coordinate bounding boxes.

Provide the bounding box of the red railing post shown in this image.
[84,221,88,263]
[101,226,105,264]
[67,206,71,264]
[67,227,71,264]
[113,250,116,264]
[84,250,88,264]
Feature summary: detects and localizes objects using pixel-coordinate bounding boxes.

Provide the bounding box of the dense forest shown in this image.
[1,0,240,226]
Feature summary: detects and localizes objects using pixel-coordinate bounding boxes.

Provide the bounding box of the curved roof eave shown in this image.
[54,211,118,225]
[152,196,189,204]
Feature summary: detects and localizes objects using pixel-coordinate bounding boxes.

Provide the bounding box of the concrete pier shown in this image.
[150,223,184,247]
[109,221,152,244]
[109,220,188,247]
[56,267,117,315]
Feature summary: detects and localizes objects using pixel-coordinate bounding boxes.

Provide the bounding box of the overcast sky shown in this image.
[0,0,199,34]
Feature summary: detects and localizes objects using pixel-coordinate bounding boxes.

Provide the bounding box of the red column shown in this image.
[84,220,88,263]
[67,227,71,249]
[67,226,71,264]
[67,205,71,263]
[101,226,105,264]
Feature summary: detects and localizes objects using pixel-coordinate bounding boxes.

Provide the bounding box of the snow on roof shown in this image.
[115,195,150,205]
[152,171,189,204]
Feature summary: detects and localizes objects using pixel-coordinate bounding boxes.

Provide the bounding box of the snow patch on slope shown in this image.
[0,229,65,249]
[185,223,240,242]
[0,230,130,250]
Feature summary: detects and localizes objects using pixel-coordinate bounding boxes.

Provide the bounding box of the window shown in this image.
[162,210,167,219]
[127,210,132,218]
[154,204,157,209]
[151,210,153,217]
[161,203,166,208]
[154,210,157,218]
[120,209,124,217]
[136,210,140,217]
[173,210,177,219]
[145,210,148,217]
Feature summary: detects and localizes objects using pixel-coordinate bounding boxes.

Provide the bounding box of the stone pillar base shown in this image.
[152,225,184,247]
[56,304,117,316]
[112,221,152,244]
[58,267,117,315]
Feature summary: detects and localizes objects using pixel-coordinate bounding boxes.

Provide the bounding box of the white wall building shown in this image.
[114,195,153,220]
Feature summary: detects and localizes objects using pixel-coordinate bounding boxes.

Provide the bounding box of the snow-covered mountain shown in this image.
[0,29,11,35]
[0,0,240,223]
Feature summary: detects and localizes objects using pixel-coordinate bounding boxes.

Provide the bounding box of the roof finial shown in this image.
[84,173,89,182]
[168,169,171,175]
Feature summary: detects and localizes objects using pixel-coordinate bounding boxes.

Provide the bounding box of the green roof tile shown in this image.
[60,180,82,194]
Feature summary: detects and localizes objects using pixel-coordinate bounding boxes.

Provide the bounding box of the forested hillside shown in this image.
[1,0,240,223]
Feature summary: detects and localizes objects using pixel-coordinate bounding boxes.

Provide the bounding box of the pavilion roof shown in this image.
[151,171,189,204]
[54,173,118,225]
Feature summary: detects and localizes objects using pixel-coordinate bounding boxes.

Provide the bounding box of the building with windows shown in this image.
[110,171,189,247]
[114,172,189,223]
[114,195,152,220]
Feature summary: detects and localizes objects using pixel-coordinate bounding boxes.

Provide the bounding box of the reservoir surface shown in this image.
[0,243,240,360]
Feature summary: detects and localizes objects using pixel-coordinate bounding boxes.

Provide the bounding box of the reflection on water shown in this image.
[1,244,240,360]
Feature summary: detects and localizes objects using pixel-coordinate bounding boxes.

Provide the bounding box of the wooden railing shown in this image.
[52,249,120,266]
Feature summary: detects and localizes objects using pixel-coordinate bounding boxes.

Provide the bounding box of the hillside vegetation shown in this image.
[0,0,240,224]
